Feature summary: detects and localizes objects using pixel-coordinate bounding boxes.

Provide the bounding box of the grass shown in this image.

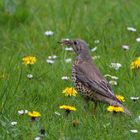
[0,0,140,139]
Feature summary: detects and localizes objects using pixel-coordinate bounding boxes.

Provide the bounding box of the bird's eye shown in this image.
[74,41,77,45]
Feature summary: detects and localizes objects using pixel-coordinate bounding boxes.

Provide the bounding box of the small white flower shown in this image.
[110,63,122,70]
[44,31,54,36]
[127,27,136,32]
[136,37,140,42]
[24,110,28,114]
[61,76,70,80]
[11,121,17,126]
[55,111,61,116]
[65,58,72,63]
[130,96,139,101]
[111,76,119,80]
[94,40,100,44]
[130,129,138,133]
[109,80,117,86]
[27,74,33,79]
[135,116,140,122]
[48,55,57,59]
[46,59,55,64]
[122,45,129,50]
[18,110,24,115]
[64,47,73,51]
[92,55,100,60]
[104,74,119,80]
[62,38,70,41]
[34,137,41,140]
[91,47,97,52]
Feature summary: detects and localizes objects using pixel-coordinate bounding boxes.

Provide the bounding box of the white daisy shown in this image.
[127,27,136,32]
[64,47,73,51]
[34,137,41,140]
[130,96,139,101]
[122,45,129,50]
[54,111,61,116]
[27,74,33,79]
[110,63,122,70]
[44,31,54,36]
[18,110,24,115]
[109,80,117,86]
[48,55,57,59]
[65,58,72,63]
[91,47,97,52]
[94,40,100,44]
[136,37,140,42]
[61,76,70,80]
[11,121,17,126]
[130,129,138,133]
[46,59,55,64]
[92,55,100,60]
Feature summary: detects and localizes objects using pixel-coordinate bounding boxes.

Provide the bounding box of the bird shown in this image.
[60,39,131,116]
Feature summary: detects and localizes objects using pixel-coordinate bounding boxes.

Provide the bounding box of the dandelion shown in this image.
[28,111,41,120]
[130,57,140,69]
[127,27,136,32]
[44,31,54,36]
[122,45,129,50]
[22,56,36,65]
[116,95,125,102]
[136,37,140,42]
[110,63,122,70]
[107,106,124,113]
[63,87,77,96]
[59,105,76,115]
[130,129,138,133]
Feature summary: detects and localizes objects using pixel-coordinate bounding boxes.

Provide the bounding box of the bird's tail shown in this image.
[119,103,132,116]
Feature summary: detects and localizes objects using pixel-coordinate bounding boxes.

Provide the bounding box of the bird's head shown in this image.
[60,39,89,56]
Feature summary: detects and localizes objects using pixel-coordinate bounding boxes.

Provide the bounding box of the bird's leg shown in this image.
[93,101,98,115]
[84,97,89,110]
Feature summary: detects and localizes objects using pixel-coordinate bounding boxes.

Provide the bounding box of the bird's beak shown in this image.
[58,39,73,46]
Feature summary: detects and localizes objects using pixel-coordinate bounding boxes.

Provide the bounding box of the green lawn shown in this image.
[1,0,140,139]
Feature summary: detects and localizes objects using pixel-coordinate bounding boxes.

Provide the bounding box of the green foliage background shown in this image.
[0,0,140,139]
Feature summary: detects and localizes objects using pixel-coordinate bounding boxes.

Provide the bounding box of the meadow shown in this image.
[1,0,140,139]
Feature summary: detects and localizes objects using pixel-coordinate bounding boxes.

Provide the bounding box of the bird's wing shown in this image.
[74,61,118,101]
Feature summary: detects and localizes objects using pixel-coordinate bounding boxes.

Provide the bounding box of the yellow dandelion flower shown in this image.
[22,56,36,65]
[116,95,125,102]
[59,105,77,111]
[130,57,140,69]
[28,111,41,118]
[62,87,77,96]
[107,106,124,113]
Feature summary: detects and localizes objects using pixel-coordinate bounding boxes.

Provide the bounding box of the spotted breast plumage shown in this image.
[60,39,131,116]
